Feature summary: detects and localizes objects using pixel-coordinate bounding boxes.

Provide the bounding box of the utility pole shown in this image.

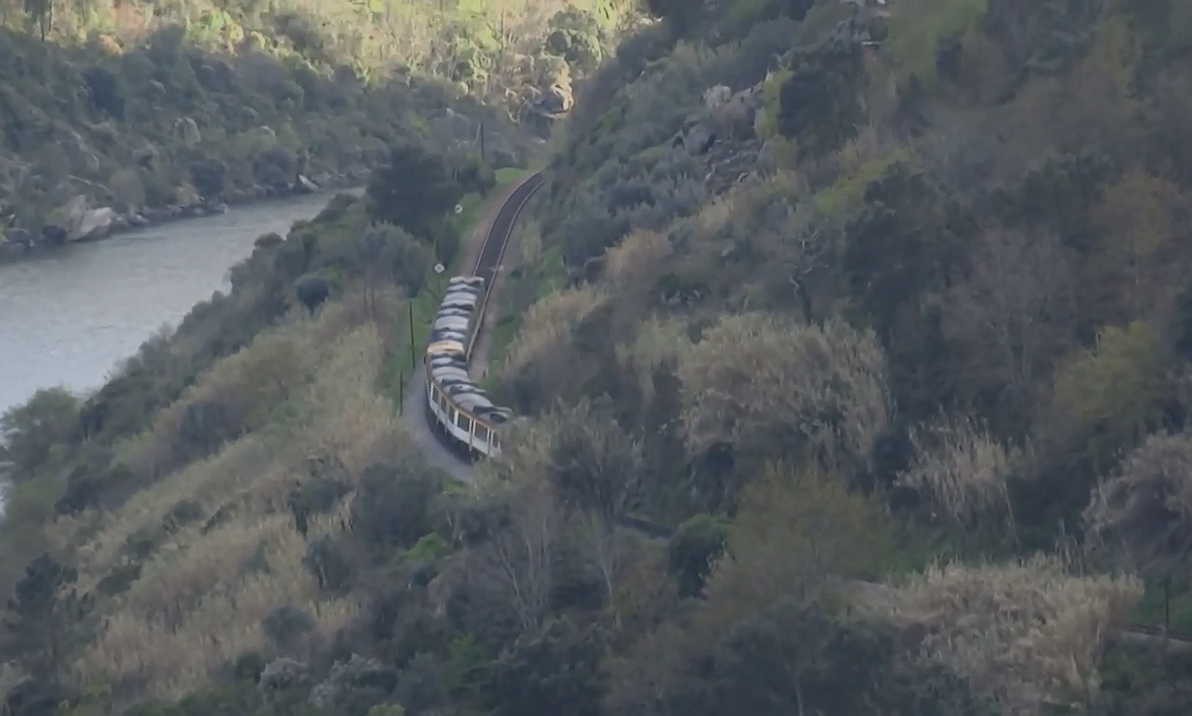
[409,300,417,370]
[480,121,486,163]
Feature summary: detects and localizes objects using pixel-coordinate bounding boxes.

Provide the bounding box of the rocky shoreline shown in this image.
[0,167,371,263]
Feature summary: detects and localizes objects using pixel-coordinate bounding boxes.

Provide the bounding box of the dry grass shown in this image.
[898,412,1020,532]
[117,330,314,483]
[71,436,277,591]
[75,513,362,701]
[74,498,362,701]
[56,299,408,700]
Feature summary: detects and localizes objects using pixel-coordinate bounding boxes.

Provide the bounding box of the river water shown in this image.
[0,192,337,417]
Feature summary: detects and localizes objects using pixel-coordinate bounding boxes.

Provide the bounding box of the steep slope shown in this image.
[6,1,1192,715]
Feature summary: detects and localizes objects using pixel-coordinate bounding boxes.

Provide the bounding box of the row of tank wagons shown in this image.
[424,276,512,458]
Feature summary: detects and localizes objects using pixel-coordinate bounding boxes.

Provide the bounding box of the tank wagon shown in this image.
[424,276,512,458]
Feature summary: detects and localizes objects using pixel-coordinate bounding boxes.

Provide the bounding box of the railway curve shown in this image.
[399,172,542,481]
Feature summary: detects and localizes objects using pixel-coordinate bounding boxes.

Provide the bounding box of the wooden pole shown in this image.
[399,369,404,414]
[409,300,416,370]
[1166,576,1172,634]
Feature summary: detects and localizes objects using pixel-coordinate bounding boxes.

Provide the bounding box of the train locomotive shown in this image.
[424,275,512,458]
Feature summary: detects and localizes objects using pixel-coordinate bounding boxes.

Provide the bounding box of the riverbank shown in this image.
[0,168,372,265]
[0,189,344,416]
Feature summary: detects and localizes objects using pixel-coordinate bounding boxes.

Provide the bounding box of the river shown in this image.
[0,191,339,417]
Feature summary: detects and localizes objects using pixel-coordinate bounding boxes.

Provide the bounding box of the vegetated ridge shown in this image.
[0,0,636,255]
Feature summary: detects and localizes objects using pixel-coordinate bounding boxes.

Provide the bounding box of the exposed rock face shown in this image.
[72,207,116,242]
[682,122,718,156]
[296,174,319,194]
[174,183,201,208]
[174,117,202,146]
[704,84,732,110]
[42,195,122,243]
[711,86,760,140]
[258,658,310,692]
[308,654,397,710]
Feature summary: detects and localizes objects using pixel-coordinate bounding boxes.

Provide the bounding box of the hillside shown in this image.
[0,0,637,254]
[6,0,1192,715]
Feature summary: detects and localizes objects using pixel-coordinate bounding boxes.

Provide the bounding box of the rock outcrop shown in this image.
[173,117,202,146]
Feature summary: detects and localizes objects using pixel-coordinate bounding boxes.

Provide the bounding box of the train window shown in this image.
[455,411,470,431]
[475,424,489,443]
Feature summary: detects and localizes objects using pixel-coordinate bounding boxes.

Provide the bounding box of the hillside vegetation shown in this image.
[6,0,1192,715]
[0,0,636,253]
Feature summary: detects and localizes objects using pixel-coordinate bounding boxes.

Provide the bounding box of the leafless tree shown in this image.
[469,485,560,631]
[1085,431,1192,631]
[942,229,1076,428]
[571,510,629,626]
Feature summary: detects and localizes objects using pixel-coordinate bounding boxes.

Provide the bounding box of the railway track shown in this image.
[465,172,544,361]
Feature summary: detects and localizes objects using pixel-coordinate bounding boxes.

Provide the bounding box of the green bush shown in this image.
[1,388,78,477]
[668,514,729,597]
[350,462,442,549]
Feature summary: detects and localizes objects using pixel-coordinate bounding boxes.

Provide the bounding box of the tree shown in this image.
[1,388,77,477]
[24,0,52,41]
[886,557,1141,713]
[355,224,431,314]
[706,465,895,614]
[82,66,124,118]
[190,158,228,200]
[5,554,88,671]
[470,484,561,631]
[678,314,890,499]
[295,275,330,314]
[367,143,462,236]
[350,462,442,548]
[942,229,1076,430]
[572,510,629,620]
[681,600,985,716]
[645,0,705,33]
[609,468,910,716]
[777,44,865,158]
[254,147,298,190]
[667,514,728,598]
[1051,322,1169,475]
[486,616,605,716]
[262,605,315,652]
[545,398,642,522]
[1085,431,1192,630]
